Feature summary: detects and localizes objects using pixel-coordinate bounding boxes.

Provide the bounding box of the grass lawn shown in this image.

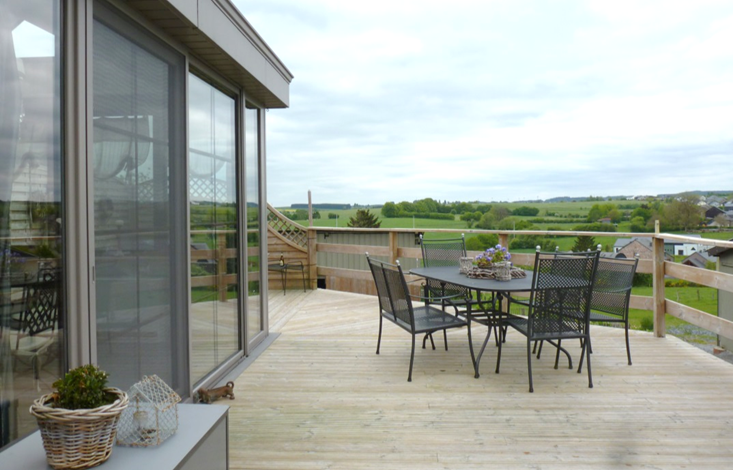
[627,286,718,344]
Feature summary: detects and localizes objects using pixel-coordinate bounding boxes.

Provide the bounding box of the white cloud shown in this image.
[236,0,733,206]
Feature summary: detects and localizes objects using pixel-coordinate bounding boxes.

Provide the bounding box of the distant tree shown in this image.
[714,214,732,228]
[510,235,555,251]
[466,234,499,251]
[631,205,653,222]
[496,217,535,231]
[607,209,623,224]
[476,212,496,230]
[328,213,338,219]
[381,202,398,218]
[475,204,492,214]
[489,205,511,222]
[587,203,617,222]
[290,209,309,220]
[347,209,381,228]
[629,216,648,232]
[662,194,703,231]
[571,236,597,252]
[512,206,540,217]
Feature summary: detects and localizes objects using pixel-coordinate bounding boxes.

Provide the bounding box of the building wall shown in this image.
[0,0,289,452]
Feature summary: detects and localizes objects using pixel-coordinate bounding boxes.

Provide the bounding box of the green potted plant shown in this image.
[29,364,129,469]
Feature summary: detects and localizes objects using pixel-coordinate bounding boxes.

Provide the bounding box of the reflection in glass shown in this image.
[245,106,262,343]
[0,0,64,449]
[92,15,187,393]
[189,75,239,384]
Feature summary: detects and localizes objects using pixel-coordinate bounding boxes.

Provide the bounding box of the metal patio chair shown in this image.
[587,257,638,365]
[9,268,61,388]
[494,250,599,392]
[419,235,497,339]
[366,254,467,382]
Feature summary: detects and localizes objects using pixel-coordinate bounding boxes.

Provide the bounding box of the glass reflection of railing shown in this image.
[190,230,253,303]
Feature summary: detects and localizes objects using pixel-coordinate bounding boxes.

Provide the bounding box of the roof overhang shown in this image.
[130,0,293,108]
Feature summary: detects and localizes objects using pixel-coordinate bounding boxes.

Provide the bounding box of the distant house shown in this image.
[614,237,652,259]
[681,251,715,269]
[705,206,725,219]
[614,237,674,261]
[725,199,733,211]
[663,234,705,257]
[707,195,726,207]
[598,217,612,224]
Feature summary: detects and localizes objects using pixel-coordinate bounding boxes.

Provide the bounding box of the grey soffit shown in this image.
[128,0,293,108]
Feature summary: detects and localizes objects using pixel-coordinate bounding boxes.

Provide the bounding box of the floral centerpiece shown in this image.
[474,244,511,269]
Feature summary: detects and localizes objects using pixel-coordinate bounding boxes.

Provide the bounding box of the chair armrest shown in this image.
[410,292,463,302]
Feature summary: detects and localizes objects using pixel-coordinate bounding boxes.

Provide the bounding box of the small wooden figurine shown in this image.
[198,381,235,404]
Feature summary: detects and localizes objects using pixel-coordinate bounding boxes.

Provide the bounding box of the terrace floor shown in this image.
[228,288,733,470]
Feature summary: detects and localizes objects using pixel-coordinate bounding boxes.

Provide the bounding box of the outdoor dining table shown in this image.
[410,265,535,378]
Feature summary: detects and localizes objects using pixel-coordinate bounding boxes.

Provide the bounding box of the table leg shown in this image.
[281,268,286,295]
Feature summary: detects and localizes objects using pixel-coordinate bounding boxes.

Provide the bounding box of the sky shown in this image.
[234,0,733,207]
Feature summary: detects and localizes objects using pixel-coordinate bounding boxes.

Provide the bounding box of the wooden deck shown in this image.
[228,289,733,469]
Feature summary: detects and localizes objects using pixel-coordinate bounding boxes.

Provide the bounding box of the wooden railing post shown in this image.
[652,221,665,337]
[308,227,317,289]
[217,232,228,302]
[499,233,509,249]
[389,231,399,264]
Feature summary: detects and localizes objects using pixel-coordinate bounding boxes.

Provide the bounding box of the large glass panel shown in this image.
[245,106,262,343]
[189,74,239,384]
[0,0,64,448]
[92,11,187,393]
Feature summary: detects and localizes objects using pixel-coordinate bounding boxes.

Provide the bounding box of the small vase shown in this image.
[494,261,511,281]
[459,257,474,274]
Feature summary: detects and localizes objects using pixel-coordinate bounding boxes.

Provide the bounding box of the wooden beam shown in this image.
[630,294,654,311]
[317,243,391,257]
[665,262,733,291]
[665,299,733,341]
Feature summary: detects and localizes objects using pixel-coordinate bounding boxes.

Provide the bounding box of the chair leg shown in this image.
[585,336,593,388]
[408,335,416,382]
[475,325,494,379]
[422,333,436,350]
[376,316,383,354]
[494,330,503,374]
[625,324,632,365]
[526,339,534,393]
[554,339,561,369]
[443,329,448,351]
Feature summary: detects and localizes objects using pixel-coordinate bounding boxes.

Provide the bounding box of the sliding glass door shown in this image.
[0,0,64,448]
[92,5,187,393]
[188,74,240,384]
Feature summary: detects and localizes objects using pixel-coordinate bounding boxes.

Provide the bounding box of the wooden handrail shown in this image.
[186,217,733,340]
[304,224,733,341]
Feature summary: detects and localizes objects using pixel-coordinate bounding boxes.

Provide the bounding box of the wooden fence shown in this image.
[265,205,733,341]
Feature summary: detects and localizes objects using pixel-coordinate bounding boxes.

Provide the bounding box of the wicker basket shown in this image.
[29,388,129,470]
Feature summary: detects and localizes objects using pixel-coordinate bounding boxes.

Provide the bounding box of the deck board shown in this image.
[228,289,733,469]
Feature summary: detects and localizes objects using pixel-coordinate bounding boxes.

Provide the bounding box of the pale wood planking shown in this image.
[227,289,733,470]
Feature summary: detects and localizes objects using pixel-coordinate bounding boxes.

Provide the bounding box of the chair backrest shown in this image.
[366,255,414,328]
[420,234,467,268]
[528,250,600,335]
[18,272,60,337]
[591,257,638,318]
